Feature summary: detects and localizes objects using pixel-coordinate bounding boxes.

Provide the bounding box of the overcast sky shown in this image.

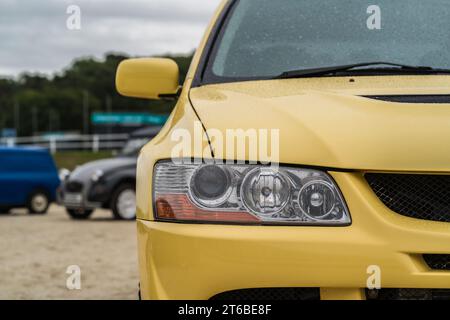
[0,0,221,77]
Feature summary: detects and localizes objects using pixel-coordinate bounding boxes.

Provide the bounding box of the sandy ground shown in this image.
[0,205,138,300]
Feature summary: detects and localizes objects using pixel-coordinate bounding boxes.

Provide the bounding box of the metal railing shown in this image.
[0,133,130,154]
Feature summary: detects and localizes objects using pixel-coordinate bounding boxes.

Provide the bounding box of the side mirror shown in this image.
[116,58,179,100]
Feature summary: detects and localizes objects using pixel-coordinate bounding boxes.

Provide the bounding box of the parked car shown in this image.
[59,127,161,220]
[0,147,60,214]
[116,0,450,300]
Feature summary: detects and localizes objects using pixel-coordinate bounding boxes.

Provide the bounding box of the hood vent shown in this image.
[364,95,450,104]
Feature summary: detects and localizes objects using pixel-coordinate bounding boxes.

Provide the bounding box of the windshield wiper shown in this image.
[275,62,450,79]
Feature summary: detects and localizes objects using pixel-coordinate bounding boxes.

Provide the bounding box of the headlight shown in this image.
[241,167,291,216]
[59,168,71,181]
[153,161,351,225]
[91,169,104,182]
[189,165,233,207]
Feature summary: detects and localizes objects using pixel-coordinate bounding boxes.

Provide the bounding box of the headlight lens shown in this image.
[298,180,337,220]
[241,168,290,216]
[154,161,351,225]
[59,168,71,181]
[91,169,104,182]
[190,165,232,207]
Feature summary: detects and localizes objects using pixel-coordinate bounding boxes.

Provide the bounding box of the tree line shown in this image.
[0,53,193,137]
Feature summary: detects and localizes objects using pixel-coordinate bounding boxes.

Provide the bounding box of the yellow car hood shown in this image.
[189,76,450,172]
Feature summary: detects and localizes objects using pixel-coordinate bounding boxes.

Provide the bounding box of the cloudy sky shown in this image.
[0,0,221,77]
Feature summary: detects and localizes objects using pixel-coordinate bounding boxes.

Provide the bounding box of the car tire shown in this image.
[27,190,50,214]
[66,208,94,220]
[111,183,136,220]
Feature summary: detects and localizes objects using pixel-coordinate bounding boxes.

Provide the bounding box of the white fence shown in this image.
[0,133,130,154]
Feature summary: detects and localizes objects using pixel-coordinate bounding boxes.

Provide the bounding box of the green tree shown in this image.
[0,53,193,136]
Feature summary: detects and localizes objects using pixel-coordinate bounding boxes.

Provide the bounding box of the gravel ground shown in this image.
[0,205,138,300]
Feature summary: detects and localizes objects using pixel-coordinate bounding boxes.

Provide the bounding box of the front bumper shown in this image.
[57,183,102,210]
[137,171,450,300]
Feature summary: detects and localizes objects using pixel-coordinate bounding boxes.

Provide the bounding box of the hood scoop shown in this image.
[364,95,450,104]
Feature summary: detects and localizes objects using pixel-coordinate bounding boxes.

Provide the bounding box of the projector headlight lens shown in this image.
[298,180,338,220]
[190,165,232,207]
[153,161,351,225]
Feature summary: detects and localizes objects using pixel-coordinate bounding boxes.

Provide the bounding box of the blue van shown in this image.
[0,147,60,214]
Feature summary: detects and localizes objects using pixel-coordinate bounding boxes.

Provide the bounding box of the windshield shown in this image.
[204,0,450,82]
[120,138,149,157]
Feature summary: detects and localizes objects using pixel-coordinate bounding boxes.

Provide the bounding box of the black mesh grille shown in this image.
[367,289,450,300]
[423,254,450,270]
[210,288,450,300]
[365,173,450,222]
[210,288,320,301]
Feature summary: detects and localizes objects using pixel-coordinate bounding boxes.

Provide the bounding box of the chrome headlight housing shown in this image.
[153,161,351,225]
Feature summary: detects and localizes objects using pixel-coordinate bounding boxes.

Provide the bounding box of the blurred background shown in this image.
[0,0,220,300]
[0,0,220,169]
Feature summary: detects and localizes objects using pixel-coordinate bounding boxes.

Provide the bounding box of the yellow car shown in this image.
[116,0,450,300]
